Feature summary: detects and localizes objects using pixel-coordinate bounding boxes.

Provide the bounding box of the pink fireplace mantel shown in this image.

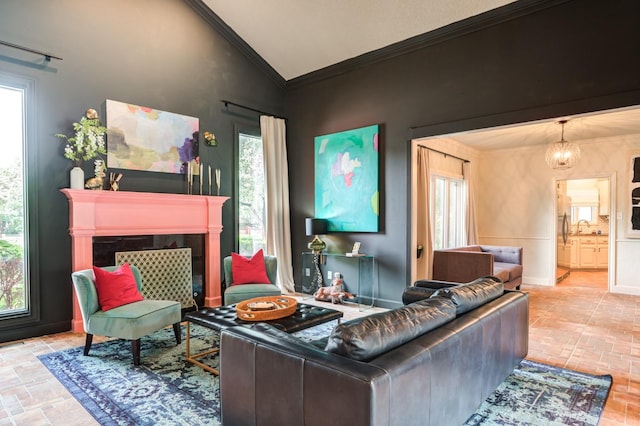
[61,189,229,333]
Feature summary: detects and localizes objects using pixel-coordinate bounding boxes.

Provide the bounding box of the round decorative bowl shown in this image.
[235,295,298,321]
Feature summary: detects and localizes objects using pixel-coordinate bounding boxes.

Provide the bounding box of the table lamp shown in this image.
[305,218,328,293]
[305,218,327,254]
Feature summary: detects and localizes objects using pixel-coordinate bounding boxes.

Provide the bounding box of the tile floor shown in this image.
[1,272,638,425]
[525,270,640,425]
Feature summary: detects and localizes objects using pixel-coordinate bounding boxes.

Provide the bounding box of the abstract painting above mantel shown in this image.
[314,124,379,232]
[106,99,199,174]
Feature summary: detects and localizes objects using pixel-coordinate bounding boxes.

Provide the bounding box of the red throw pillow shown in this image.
[231,249,271,285]
[93,263,144,311]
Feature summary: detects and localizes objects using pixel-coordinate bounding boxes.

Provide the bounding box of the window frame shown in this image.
[0,70,40,329]
[430,173,466,250]
[234,123,266,255]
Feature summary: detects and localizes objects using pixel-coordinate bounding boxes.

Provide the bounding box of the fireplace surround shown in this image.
[61,189,228,332]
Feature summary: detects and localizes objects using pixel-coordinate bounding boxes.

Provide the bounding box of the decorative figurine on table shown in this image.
[313,274,356,304]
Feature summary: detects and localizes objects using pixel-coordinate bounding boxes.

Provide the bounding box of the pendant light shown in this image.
[545,120,581,169]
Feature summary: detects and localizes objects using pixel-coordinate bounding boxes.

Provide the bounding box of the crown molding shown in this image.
[286,0,570,90]
[183,0,286,89]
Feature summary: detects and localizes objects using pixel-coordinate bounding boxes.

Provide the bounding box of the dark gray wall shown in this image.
[0,0,284,342]
[285,0,640,307]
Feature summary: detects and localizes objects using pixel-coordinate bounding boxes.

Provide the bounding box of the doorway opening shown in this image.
[555,177,611,290]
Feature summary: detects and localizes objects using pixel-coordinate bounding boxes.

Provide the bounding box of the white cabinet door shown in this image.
[579,237,597,268]
[596,236,609,268]
[569,238,579,267]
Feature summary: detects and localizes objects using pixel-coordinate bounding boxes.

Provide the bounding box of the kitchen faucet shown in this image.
[576,219,590,234]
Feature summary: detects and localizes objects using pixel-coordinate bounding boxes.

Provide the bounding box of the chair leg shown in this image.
[83,334,93,356]
[173,322,182,345]
[131,339,141,366]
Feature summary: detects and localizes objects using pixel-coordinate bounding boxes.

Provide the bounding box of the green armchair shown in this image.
[223,255,281,304]
[71,265,182,366]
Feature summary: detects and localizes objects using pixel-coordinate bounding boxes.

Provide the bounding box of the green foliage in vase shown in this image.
[55,109,107,165]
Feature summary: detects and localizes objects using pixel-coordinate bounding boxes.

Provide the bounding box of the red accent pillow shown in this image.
[231,249,271,285]
[93,263,144,311]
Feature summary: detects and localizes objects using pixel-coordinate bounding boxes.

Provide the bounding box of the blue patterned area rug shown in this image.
[39,324,611,426]
[465,359,612,425]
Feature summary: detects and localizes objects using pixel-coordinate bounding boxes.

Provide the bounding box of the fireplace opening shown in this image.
[93,234,205,309]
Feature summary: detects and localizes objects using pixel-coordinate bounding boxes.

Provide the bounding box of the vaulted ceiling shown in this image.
[202,0,517,81]
[201,0,640,150]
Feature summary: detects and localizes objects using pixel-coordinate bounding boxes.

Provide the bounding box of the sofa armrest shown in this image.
[432,250,494,283]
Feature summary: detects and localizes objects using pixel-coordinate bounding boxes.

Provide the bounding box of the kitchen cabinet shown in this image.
[569,238,579,267]
[578,236,597,268]
[558,237,579,268]
[574,235,608,269]
[596,236,608,268]
[598,180,609,216]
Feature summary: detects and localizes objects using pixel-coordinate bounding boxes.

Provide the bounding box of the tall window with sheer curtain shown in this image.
[237,131,266,256]
[431,174,466,250]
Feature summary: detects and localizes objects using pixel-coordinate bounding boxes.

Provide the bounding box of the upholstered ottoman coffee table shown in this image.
[184,302,343,375]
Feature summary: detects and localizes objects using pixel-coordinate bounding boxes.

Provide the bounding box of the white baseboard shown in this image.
[522,276,552,286]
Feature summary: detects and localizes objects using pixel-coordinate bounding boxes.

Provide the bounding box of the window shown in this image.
[0,82,28,317]
[571,205,598,225]
[237,131,266,256]
[431,175,466,249]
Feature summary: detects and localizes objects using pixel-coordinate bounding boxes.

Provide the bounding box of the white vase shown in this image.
[70,166,85,189]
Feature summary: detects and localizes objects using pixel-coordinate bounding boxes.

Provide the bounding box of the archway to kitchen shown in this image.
[555,176,612,290]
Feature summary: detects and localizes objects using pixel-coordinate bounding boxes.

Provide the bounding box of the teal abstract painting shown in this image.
[314,124,379,232]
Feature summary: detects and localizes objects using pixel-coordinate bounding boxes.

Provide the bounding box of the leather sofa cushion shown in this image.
[403,280,458,305]
[325,297,456,361]
[431,276,503,315]
[401,286,439,305]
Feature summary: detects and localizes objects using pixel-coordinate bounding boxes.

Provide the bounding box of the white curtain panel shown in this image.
[416,148,433,279]
[260,115,295,292]
[463,161,479,245]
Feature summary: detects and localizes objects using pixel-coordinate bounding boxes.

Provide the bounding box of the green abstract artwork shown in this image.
[314,124,379,232]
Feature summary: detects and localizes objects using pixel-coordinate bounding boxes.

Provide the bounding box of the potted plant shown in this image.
[56,108,107,189]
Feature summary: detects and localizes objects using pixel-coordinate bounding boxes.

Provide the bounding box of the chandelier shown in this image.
[545,120,581,169]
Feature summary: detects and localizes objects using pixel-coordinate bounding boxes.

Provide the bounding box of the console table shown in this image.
[301,252,377,310]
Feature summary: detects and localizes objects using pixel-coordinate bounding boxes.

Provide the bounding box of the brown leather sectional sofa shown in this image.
[432,245,523,290]
[219,277,529,425]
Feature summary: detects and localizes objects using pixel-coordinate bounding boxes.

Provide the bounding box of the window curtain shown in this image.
[260,116,295,292]
[463,162,479,245]
[416,148,433,279]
